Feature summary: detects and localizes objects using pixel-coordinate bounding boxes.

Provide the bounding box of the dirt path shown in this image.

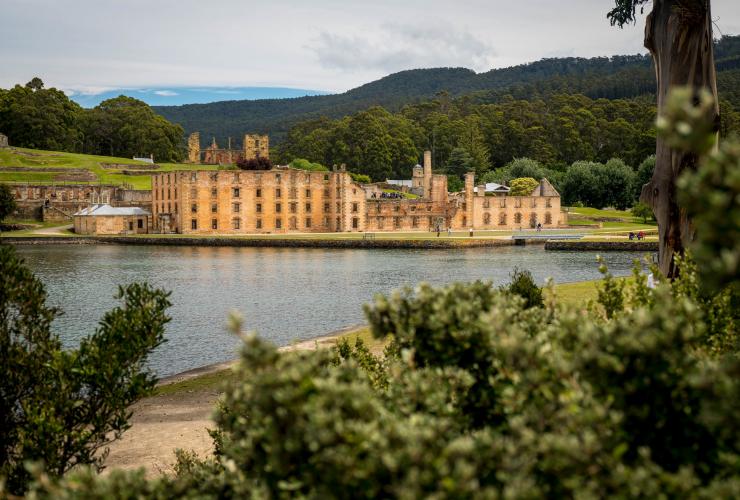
[104,329,366,476]
[34,224,73,235]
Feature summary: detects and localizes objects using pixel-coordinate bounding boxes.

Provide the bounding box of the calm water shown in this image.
[15,245,646,377]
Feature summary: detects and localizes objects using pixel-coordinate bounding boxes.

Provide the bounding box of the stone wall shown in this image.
[244,134,269,160]
[0,133,8,148]
[187,132,200,163]
[544,240,658,251]
[9,184,151,221]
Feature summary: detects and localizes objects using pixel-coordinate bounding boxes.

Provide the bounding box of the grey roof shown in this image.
[74,204,150,217]
[474,182,511,194]
[386,179,413,187]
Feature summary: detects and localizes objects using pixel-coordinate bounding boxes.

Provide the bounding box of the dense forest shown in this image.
[272,91,739,208]
[0,79,184,162]
[154,35,740,147]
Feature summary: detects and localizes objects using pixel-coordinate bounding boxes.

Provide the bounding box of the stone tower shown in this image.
[464,171,475,228]
[411,164,424,189]
[187,132,200,163]
[423,150,432,199]
[244,134,269,160]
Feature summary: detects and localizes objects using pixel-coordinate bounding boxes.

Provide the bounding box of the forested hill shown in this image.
[154,35,740,146]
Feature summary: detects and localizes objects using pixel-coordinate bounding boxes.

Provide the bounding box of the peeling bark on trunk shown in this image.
[641,0,719,278]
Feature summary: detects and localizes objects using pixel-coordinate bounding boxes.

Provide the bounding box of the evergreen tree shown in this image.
[445,147,474,178]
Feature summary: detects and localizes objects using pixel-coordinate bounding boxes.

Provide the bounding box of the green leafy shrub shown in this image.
[501,267,544,309]
[0,245,171,495]
[630,201,653,223]
[349,172,372,184]
[0,184,16,223]
[289,158,329,172]
[508,177,539,196]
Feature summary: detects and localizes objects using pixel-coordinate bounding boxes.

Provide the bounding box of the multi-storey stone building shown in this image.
[186,132,269,165]
[152,166,366,234]
[152,150,565,234]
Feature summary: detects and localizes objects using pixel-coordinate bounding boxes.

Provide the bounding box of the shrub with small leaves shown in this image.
[0,245,171,495]
[501,267,543,309]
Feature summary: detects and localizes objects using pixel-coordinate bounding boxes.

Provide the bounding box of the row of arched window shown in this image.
[480,212,553,225]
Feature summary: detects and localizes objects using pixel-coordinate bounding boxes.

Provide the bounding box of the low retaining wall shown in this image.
[1,236,100,245]
[3,235,517,249]
[96,236,517,249]
[545,240,658,251]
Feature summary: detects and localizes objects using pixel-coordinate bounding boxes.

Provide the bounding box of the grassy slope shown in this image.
[0,147,217,190]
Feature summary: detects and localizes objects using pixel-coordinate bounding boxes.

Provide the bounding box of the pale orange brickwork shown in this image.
[152,150,564,234]
[152,167,366,234]
[186,132,269,165]
[449,174,564,230]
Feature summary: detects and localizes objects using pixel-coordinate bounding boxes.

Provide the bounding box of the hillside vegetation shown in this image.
[154,35,740,146]
[0,147,215,190]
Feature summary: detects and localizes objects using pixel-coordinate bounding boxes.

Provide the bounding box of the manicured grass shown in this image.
[567,218,600,226]
[0,147,219,190]
[551,280,600,305]
[566,207,633,219]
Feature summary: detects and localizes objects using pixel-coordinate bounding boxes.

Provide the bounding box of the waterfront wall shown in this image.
[3,235,517,249]
[545,241,658,251]
[3,235,657,251]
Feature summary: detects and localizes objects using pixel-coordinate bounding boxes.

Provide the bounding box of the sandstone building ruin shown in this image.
[152,151,564,235]
[186,132,269,165]
[11,184,151,222]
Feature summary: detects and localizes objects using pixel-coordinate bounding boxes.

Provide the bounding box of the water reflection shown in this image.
[15,245,646,377]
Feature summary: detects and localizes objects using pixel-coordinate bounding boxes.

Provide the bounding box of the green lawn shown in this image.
[551,280,600,305]
[565,206,657,233]
[0,147,219,190]
[566,207,633,219]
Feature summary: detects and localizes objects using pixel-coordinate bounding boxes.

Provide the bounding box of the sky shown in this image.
[2,0,739,101]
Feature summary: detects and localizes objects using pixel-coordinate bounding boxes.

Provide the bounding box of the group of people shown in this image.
[629,231,646,240]
[371,191,404,199]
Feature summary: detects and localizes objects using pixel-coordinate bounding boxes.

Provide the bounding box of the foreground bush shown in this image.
[0,245,171,495]
[25,264,740,498]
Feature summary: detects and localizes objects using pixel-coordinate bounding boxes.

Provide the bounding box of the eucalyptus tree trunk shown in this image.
[641,0,719,278]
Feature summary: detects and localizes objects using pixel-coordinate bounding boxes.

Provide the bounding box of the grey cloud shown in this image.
[310,23,497,73]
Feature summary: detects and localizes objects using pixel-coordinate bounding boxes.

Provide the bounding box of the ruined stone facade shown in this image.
[187,132,200,163]
[448,174,564,230]
[244,134,269,160]
[10,184,151,221]
[0,133,8,148]
[186,132,269,165]
[152,151,564,234]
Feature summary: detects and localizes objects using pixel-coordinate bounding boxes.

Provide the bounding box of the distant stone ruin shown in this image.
[0,133,8,148]
[186,132,269,165]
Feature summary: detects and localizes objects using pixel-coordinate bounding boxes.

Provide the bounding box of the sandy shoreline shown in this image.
[104,325,368,476]
[156,324,365,387]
